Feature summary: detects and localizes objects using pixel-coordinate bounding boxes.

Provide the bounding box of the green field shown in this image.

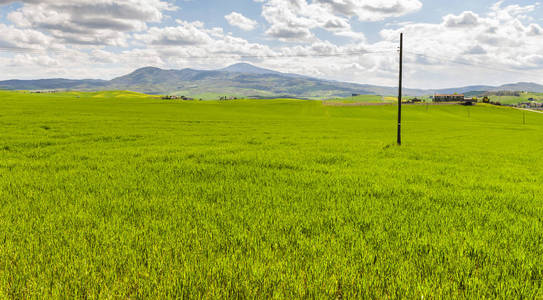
[1,91,543,298]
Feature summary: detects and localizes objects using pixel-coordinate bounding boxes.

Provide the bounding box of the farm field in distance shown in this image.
[326,94,386,103]
[485,92,543,105]
[1,90,543,298]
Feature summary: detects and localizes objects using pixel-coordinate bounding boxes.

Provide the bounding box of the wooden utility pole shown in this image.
[397,33,403,146]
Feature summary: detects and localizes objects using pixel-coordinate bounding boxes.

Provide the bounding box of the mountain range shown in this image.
[1,63,543,99]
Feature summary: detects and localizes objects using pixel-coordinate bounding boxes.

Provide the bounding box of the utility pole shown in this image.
[397,33,403,146]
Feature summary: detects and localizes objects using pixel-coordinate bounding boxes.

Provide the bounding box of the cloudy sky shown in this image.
[1,0,543,88]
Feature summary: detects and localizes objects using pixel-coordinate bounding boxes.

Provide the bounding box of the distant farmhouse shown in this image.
[162,95,194,100]
[407,97,423,103]
[519,102,543,108]
[30,90,58,94]
[433,94,465,102]
[162,95,180,100]
[433,94,477,105]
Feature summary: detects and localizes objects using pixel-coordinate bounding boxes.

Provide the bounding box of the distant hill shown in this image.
[0,78,108,90]
[492,82,543,93]
[463,91,488,97]
[430,82,543,95]
[104,64,391,98]
[431,86,494,95]
[1,63,543,99]
[219,63,282,75]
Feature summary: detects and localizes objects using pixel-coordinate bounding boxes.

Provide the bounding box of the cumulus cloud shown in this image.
[133,19,277,64]
[266,25,315,41]
[0,23,53,50]
[2,0,543,89]
[464,45,487,55]
[257,0,421,42]
[0,0,396,83]
[314,0,422,21]
[379,1,543,87]
[6,0,176,46]
[225,12,258,31]
[444,11,481,28]
[259,0,362,42]
[135,21,215,46]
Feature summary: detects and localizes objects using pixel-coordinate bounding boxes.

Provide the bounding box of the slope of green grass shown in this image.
[1,91,543,298]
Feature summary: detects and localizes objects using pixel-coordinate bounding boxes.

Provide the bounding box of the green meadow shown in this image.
[1,91,543,298]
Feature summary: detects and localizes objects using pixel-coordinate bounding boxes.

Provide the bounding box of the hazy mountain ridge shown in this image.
[1,63,543,98]
[0,78,108,90]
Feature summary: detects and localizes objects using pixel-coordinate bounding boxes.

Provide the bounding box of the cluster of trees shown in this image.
[483,91,521,97]
[479,96,502,105]
[219,96,238,101]
[162,95,201,101]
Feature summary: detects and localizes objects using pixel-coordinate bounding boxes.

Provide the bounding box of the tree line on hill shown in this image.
[482,91,522,97]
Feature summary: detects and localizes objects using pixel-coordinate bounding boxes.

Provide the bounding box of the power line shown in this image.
[1,45,540,76]
[0,47,74,55]
[4,43,540,83]
[149,50,393,59]
[196,50,394,59]
[0,46,394,59]
[406,51,539,76]
[397,33,403,146]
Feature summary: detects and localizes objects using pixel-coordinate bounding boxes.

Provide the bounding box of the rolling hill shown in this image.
[1,63,543,98]
[0,78,108,90]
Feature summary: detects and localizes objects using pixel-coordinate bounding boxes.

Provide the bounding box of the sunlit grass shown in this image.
[1,91,542,298]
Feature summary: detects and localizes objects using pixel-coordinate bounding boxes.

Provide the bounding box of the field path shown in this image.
[322,101,464,107]
[513,107,543,114]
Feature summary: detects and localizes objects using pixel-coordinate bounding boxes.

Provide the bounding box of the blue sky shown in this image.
[1,0,543,88]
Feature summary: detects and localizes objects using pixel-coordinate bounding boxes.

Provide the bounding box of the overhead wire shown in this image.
[1,44,539,80]
[0,46,394,59]
[406,51,539,76]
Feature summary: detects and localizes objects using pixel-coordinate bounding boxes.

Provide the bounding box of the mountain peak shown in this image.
[132,66,163,73]
[220,63,280,75]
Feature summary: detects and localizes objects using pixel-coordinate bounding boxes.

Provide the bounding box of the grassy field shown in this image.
[1,91,543,298]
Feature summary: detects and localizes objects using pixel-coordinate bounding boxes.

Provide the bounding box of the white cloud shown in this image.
[0,23,53,50]
[132,20,278,68]
[379,1,543,88]
[135,21,214,46]
[0,0,400,83]
[2,0,543,89]
[260,0,363,42]
[258,0,421,42]
[444,11,481,28]
[314,0,422,21]
[225,12,258,31]
[6,0,176,46]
